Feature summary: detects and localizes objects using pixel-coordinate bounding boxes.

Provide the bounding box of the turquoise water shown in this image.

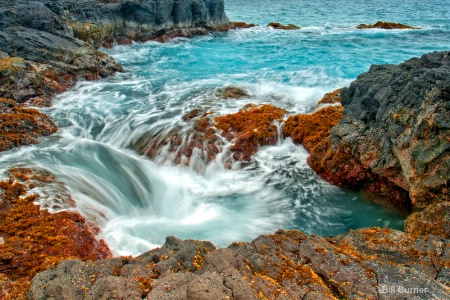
[1,0,448,256]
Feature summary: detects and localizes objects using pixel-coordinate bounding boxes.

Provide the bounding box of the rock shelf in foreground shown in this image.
[28,229,450,299]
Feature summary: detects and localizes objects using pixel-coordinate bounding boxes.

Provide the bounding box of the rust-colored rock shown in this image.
[0,98,58,152]
[316,88,342,106]
[357,21,420,29]
[0,56,121,106]
[0,168,111,300]
[282,100,409,206]
[139,104,287,167]
[214,104,287,161]
[405,201,450,239]
[228,22,257,29]
[282,105,343,152]
[267,22,300,30]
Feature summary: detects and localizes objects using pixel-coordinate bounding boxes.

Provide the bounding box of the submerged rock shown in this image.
[357,21,420,29]
[216,86,251,99]
[0,168,111,299]
[267,22,300,30]
[28,229,450,299]
[138,102,287,169]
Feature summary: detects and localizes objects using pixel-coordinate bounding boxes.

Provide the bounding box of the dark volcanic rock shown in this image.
[28,229,450,300]
[0,0,229,103]
[330,51,450,209]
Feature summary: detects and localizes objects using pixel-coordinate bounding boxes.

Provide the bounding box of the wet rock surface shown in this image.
[138,100,287,168]
[0,168,111,299]
[267,22,300,30]
[357,21,419,29]
[0,98,57,152]
[29,229,450,300]
[136,86,285,168]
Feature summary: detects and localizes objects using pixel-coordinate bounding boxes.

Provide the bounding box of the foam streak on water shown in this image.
[1,0,448,256]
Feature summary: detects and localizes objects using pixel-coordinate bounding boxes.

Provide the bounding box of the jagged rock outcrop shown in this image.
[28,229,450,299]
[329,51,449,209]
[0,0,229,103]
[282,91,410,206]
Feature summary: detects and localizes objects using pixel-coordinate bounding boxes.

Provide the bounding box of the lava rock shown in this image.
[331,51,449,208]
[28,229,450,300]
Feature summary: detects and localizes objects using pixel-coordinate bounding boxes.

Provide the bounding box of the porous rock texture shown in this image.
[28,229,450,299]
[331,51,449,209]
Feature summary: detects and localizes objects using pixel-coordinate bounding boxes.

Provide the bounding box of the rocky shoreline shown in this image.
[0,0,449,299]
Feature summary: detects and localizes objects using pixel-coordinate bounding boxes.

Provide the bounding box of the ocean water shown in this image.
[1,0,449,256]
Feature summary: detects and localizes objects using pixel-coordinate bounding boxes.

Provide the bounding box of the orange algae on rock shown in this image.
[316,88,342,106]
[215,104,287,161]
[282,105,343,152]
[282,93,409,206]
[0,98,57,152]
[0,168,111,299]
